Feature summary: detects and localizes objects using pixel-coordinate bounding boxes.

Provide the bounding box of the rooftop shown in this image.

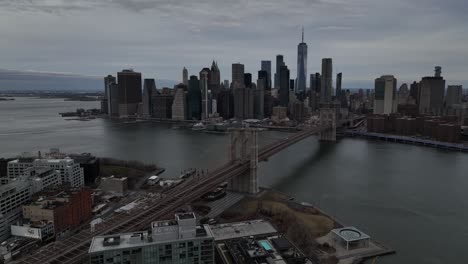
[332,227,370,242]
[89,225,213,254]
[208,219,278,241]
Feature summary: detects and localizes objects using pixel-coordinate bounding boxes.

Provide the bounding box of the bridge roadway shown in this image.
[16,125,328,264]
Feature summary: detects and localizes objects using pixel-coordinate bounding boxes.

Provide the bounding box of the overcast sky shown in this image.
[1,0,468,88]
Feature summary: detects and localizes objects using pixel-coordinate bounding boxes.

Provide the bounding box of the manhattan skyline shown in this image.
[1,0,468,88]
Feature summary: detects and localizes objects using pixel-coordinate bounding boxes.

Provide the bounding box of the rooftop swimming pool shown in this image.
[259,240,273,251]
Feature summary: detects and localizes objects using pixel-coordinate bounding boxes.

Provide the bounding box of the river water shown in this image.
[1,97,467,263]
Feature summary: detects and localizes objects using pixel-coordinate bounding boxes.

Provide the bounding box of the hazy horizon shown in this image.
[1,0,468,89]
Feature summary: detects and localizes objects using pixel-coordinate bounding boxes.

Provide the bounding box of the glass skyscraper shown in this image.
[296,28,308,96]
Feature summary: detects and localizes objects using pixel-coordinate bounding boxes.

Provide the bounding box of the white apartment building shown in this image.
[7,158,84,188]
[0,179,32,242]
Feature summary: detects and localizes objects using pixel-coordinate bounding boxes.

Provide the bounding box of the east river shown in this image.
[1,97,467,263]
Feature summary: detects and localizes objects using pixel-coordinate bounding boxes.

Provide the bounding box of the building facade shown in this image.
[275,55,284,89]
[296,29,308,96]
[373,75,397,115]
[446,85,463,108]
[279,65,290,107]
[231,63,245,89]
[172,88,187,120]
[260,60,272,89]
[117,69,142,117]
[88,213,214,264]
[320,58,333,104]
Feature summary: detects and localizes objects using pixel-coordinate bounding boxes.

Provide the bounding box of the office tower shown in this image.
[289,79,295,92]
[397,83,410,105]
[373,75,397,114]
[88,213,215,264]
[435,66,442,77]
[258,70,269,91]
[217,90,233,120]
[200,69,210,120]
[244,73,252,88]
[232,63,245,88]
[152,94,174,119]
[446,85,463,107]
[142,79,157,117]
[117,69,142,117]
[410,81,420,103]
[275,55,285,89]
[320,58,333,104]
[104,75,116,114]
[172,88,187,120]
[108,83,119,116]
[309,73,321,110]
[336,73,342,98]
[418,67,446,114]
[182,67,188,86]
[255,78,265,119]
[210,61,221,96]
[187,76,202,120]
[233,87,254,119]
[223,80,230,89]
[261,60,272,89]
[296,28,307,95]
[279,65,290,107]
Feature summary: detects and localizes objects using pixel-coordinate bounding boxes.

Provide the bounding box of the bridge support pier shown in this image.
[228,128,259,194]
[319,105,337,142]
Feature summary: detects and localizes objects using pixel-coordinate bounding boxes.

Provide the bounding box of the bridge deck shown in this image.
[15,125,330,264]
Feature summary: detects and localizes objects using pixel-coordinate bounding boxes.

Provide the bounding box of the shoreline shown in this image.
[342,130,468,153]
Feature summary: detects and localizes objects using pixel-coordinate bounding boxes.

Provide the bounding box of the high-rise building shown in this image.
[232,63,245,88]
[446,85,463,107]
[234,87,254,119]
[296,28,308,96]
[279,65,290,107]
[320,58,333,104]
[142,79,157,117]
[88,213,215,264]
[435,66,442,77]
[244,73,252,88]
[187,76,202,120]
[255,79,265,119]
[336,73,342,98]
[182,67,188,86]
[309,73,321,110]
[223,80,230,89]
[217,90,233,120]
[275,55,284,89]
[373,75,397,114]
[210,61,221,96]
[108,83,119,117]
[289,79,295,92]
[418,67,446,114]
[261,60,272,89]
[172,88,187,120]
[151,94,174,119]
[410,81,420,104]
[200,69,210,120]
[117,69,142,117]
[104,75,116,115]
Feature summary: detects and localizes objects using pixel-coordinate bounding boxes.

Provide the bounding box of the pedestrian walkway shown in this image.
[204,191,245,219]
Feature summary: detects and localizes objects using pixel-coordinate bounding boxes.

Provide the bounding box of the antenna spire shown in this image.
[302,26,304,42]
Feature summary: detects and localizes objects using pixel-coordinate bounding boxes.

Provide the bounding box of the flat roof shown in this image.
[208,220,277,241]
[332,227,370,242]
[89,225,213,254]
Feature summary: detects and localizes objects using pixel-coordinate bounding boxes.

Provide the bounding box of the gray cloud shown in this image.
[0,0,467,88]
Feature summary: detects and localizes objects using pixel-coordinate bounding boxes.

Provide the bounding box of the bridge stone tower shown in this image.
[319,104,337,142]
[228,128,259,194]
